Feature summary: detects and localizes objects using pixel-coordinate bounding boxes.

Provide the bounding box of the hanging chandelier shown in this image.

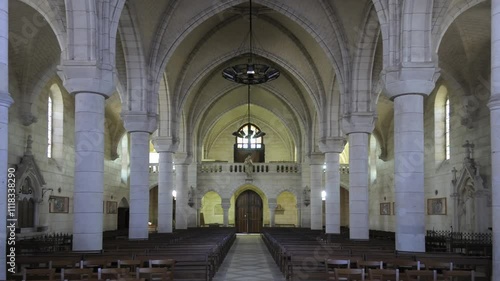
[232,85,266,138]
[222,0,280,85]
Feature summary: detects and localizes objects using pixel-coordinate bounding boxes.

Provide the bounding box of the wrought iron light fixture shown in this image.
[232,85,266,138]
[222,0,280,85]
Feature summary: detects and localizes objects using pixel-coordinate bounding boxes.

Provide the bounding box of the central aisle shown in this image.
[213,234,286,281]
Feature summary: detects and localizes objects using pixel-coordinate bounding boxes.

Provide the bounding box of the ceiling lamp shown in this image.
[231,85,266,138]
[222,0,280,85]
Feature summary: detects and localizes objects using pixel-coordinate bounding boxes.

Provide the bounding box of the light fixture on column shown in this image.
[222,0,280,85]
[231,85,266,138]
[303,186,310,206]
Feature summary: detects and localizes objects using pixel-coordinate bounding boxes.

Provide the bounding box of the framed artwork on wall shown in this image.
[49,196,69,213]
[106,201,118,214]
[427,198,447,215]
[380,202,391,215]
[392,202,395,215]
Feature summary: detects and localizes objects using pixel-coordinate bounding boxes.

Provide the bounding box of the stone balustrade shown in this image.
[148,162,350,175]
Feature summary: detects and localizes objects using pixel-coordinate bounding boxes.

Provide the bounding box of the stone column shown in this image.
[384,66,438,252]
[310,153,325,230]
[123,113,155,239]
[152,137,178,233]
[221,198,231,226]
[490,0,500,276]
[296,203,301,227]
[319,137,346,234]
[342,114,375,240]
[268,199,277,227]
[0,2,12,277]
[174,153,191,230]
[73,92,106,251]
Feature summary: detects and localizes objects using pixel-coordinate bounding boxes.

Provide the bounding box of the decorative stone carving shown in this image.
[451,141,490,233]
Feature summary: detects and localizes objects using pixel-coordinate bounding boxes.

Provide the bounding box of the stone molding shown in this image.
[382,63,440,99]
[174,152,192,166]
[57,64,115,97]
[152,136,179,153]
[341,112,376,135]
[318,137,346,154]
[122,111,157,133]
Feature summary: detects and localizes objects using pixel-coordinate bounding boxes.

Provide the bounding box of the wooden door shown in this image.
[236,190,263,233]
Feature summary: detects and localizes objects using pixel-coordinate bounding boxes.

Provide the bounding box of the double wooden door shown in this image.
[236,190,263,233]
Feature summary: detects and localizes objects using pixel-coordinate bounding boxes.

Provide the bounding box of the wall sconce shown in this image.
[41,188,53,199]
[451,167,458,185]
[188,186,195,207]
[303,186,310,206]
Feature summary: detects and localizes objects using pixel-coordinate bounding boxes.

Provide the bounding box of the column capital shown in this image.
[308,152,325,165]
[122,111,157,133]
[57,64,115,97]
[341,112,376,134]
[152,136,179,153]
[221,198,231,209]
[174,152,192,165]
[319,137,346,154]
[0,92,13,108]
[382,63,440,99]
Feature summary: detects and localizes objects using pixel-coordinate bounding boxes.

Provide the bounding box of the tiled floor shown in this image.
[213,234,286,281]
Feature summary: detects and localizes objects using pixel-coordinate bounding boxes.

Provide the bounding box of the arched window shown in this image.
[47,95,53,158]
[434,85,450,162]
[236,124,263,149]
[47,84,64,160]
[445,97,451,160]
[233,123,265,162]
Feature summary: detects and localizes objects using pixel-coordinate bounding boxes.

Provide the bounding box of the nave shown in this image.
[213,234,285,281]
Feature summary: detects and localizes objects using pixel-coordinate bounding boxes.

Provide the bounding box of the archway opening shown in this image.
[236,190,263,233]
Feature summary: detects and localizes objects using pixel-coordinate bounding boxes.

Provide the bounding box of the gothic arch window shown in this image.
[434,85,450,162]
[233,123,265,162]
[47,84,64,160]
[235,123,263,149]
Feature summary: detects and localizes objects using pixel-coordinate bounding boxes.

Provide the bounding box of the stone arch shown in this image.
[118,197,129,208]
[350,3,380,115]
[22,64,59,125]
[228,183,268,200]
[149,0,350,103]
[200,191,223,225]
[15,0,67,54]
[118,3,150,113]
[433,0,488,52]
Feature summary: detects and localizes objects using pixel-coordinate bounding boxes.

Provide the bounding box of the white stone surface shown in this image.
[348,133,370,240]
[310,153,324,230]
[394,95,425,252]
[72,93,105,251]
[128,131,150,239]
[156,151,174,233]
[319,137,345,234]
[174,163,189,230]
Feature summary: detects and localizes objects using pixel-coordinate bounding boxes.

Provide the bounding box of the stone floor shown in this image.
[213,234,286,281]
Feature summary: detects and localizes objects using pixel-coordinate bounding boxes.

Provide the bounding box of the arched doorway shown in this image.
[117,197,129,230]
[236,190,263,233]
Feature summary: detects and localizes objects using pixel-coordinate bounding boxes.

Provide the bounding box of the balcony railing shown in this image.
[199,163,301,174]
[149,162,350,174]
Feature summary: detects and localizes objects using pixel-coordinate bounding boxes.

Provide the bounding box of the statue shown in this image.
[244,154,253,178]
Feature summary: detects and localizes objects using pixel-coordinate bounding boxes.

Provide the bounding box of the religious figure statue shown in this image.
[244,154,253,178]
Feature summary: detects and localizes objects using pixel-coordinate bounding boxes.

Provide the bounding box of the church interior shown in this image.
[0,0,499,280]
